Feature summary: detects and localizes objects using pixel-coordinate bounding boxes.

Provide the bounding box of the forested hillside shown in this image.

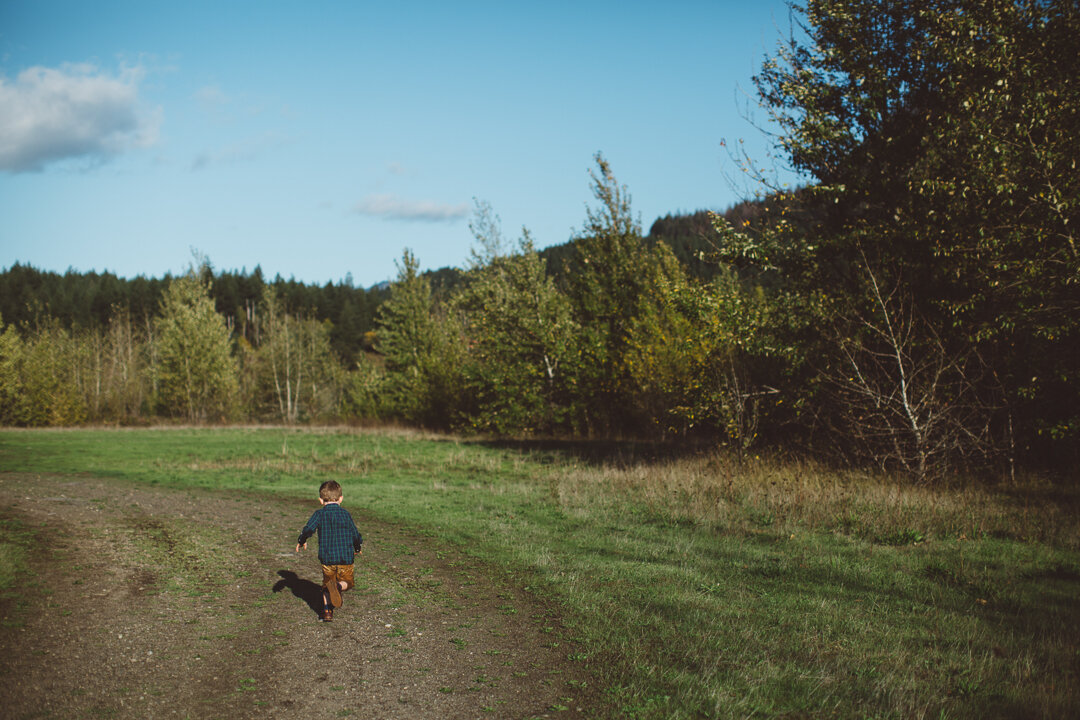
[0,263,389,365]
[2,0,1076,479]
[0,199,756,360]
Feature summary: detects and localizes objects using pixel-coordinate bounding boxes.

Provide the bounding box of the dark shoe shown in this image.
[326,579,342,608]
[323,607,333,622]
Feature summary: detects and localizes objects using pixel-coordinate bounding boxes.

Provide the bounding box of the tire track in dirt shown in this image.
[0,473,600,719]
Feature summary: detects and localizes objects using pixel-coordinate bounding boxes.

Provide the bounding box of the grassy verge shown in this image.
[0,515,35,630]
[0,517,30,590]
[1,427,1077,718]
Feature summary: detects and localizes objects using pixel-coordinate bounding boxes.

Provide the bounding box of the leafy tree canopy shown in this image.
[741,0,1079,463]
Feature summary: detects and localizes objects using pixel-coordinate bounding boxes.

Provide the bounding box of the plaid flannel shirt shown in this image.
[297,502,363,565]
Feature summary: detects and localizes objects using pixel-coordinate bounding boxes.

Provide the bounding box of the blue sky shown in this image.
[1,0,797,288]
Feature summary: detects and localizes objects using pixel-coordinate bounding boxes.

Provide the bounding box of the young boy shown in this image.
[295,480,363,622]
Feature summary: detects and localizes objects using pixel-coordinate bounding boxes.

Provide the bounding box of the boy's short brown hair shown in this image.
[319,480,343,502]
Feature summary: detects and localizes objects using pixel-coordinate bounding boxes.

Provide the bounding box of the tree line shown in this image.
[2,0,1076,480]
[0,185,758,433]
[0,263,388,366]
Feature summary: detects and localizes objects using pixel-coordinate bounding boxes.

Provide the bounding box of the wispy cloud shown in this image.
[190,131,288,171]
[193,84,229,112]
[353,193,469,223]
[0,63,159,172]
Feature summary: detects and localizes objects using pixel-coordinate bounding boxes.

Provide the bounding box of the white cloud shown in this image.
[353,193,469,223]
[0,63,160,172]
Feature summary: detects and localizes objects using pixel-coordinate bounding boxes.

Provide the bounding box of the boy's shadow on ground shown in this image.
[273,570,323,616]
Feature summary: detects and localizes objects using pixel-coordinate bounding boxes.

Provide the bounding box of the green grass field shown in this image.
[1,427,1077,718]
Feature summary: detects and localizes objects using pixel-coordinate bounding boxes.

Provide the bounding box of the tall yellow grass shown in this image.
[552,453,1078,548]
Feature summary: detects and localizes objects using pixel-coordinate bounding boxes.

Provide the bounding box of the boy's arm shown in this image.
[350,515,363,555]
[295,510,320,552]
[296,527,314,552]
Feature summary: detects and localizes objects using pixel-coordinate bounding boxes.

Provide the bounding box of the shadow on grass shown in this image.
[273,570,324,616]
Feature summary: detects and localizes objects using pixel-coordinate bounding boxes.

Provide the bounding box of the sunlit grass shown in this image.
[1,427,1076,719]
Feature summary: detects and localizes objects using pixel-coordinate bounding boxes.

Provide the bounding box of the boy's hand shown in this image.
[295,542,306,552]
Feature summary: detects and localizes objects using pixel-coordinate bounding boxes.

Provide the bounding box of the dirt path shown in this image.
[0,473,600,719]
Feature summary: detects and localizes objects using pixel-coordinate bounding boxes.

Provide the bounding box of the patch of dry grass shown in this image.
[552,452,1079,548]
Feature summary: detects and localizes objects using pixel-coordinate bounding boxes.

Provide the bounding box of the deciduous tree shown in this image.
[0,317,87,426]
[155,273,238,422]
[740,0,1080,469]
[565,153,689,435]
[453,203,578,434]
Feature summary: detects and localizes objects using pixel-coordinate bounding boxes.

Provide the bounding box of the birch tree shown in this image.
[258,288,338,423]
